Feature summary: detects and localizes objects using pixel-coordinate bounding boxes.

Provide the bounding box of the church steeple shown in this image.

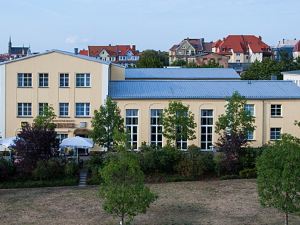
[8,36,12,55]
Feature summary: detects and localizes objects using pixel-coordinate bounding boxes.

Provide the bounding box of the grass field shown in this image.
[0,179,299,225]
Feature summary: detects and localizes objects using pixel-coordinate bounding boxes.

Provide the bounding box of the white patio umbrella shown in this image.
[0,136,18,149]
[59,136,94,148]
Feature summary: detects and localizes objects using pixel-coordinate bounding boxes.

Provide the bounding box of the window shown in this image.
[176,111,188,150]
[59,103,69,117]
[247,130,254,140]
[244,104,255,116]
[126,109,138,150]
[18,103,32,117]
[39,73,49,87]
[236,53,240,56]
[76,73,90,87]
[236,60,240,63]
[201,110,214,150]
[75,103,90,117]
[60,73,69,87]
[270,128,281,140]
[17,73,32,87]
[57,134,68,143]
[150,109,163,148]
[38,103,48,115]
[271,104,282,117]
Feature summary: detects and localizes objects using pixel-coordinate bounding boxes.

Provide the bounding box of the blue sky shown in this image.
[0,0,299,53]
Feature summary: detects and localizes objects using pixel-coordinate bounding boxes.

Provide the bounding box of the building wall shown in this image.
[110,64,125,80]
[294,52,300,59]
[0,64,6,139]
[4,52,108,138]
[114,99,300,149]
[283,74,300,86]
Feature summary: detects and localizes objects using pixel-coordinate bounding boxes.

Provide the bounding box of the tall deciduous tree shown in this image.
[136,50,168,68]
[162,101,196,147]
[15,106,58,173]
[99,151,157,225]
[91,97,124,151]
[215,91,255,174]
[257,134,300,225]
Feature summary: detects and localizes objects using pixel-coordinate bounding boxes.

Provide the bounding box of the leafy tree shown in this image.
[172,59,222,68]
[241,57,300,80]
[14,107,58,173]
[34,105,56,129]
[99,151,157,225]
[215,91,255,174]
[91,97,124,151]
[171,59,187,67]
[257,134,300,225]
[162,101,196,147]
[136,50,168,68]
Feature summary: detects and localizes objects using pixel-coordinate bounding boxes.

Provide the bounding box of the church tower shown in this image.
[8,36,12,55]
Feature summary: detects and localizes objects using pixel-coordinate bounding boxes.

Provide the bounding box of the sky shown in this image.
[0,0,299,53]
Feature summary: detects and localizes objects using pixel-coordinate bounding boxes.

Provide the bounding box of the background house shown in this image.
[272,39,298,61]
[79,45,139,67]
[169,38,215,65]
[293,41,300,59]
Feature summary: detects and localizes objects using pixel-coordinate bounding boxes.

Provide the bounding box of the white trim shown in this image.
[0,65,6,139]
[101,64,109,105]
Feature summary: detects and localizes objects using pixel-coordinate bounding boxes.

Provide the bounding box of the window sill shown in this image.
[17,116,33,118]
[75,116,91,118]
[38,87,49,88]
[17,87,32,88]
[271,116,283,118]
[75,86,91,88]
[58,116,70,118]
[59,86,70,88]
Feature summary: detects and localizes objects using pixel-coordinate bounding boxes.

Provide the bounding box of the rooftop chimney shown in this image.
[130,45,136,51]
[74,48,78,55]
[259,36,262,40]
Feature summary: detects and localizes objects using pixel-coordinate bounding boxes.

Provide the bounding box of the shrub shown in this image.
[213,152,225,177]
[0,159,15,181]
[87,154,107,185]
[239,147,263,170]
[33,159,64,180]
[64,161,79,177]
[239,168,257,179]
[220,175,240,180]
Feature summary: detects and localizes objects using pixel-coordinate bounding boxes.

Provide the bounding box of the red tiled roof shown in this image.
[213,35,270,54]
[79,49,88,56]
[87,45,139,57]
[294,41,300,52]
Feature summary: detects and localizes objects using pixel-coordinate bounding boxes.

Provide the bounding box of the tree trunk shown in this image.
[285,212,288,225]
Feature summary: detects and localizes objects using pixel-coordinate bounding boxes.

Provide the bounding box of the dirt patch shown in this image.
[0,179,299,225]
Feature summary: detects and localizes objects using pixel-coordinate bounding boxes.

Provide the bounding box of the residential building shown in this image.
[282,70,300,86]
[272,39,298,61]
[293,41,300,59]
[212,35,272,66]
[1,50,300,151]
[169,38,213,65]
[125,68,239,80]
[187,53,229,68]
[79,45,140,67]
[0,50,124,140]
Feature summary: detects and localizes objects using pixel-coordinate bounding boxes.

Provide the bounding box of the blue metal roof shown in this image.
[109,80,300,100]
[125,68,240,80]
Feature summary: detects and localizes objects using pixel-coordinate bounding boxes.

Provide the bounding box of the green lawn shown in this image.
[0,179,299,225]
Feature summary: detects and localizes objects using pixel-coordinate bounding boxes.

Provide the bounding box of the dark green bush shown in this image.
[220,174,240,180]
[64,161,79,177]
[0,159,15,181]
[239,147,263,170]
[87,155,107,185]
[239,168,257,179]
[33,159,64,180]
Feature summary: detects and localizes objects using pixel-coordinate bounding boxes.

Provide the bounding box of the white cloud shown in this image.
[65,35,90,45]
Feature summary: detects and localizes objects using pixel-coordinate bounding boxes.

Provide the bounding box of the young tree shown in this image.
[215,91,255,174]
[162,101,196,147]
[99,151,157,225]
[257,134,300,225]
[14,106,58,173]
[91,97,124,151]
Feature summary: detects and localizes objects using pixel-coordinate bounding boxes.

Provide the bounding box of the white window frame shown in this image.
[150,109,163,148]
[57,133,68,144]
[59,103,69,117]
[17,103,32,117]
[17,73,32,87]
[38,103,48,115]
[59,73,69,87]
[76,73,91,87]
[200,109,214,151]
[126,109,139,150]
[75,103,90,117]
[244,104,255,117]
[39,73,49,87]
[271,104,282,117]
[246,130,255,141]
[270,128,281,140]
